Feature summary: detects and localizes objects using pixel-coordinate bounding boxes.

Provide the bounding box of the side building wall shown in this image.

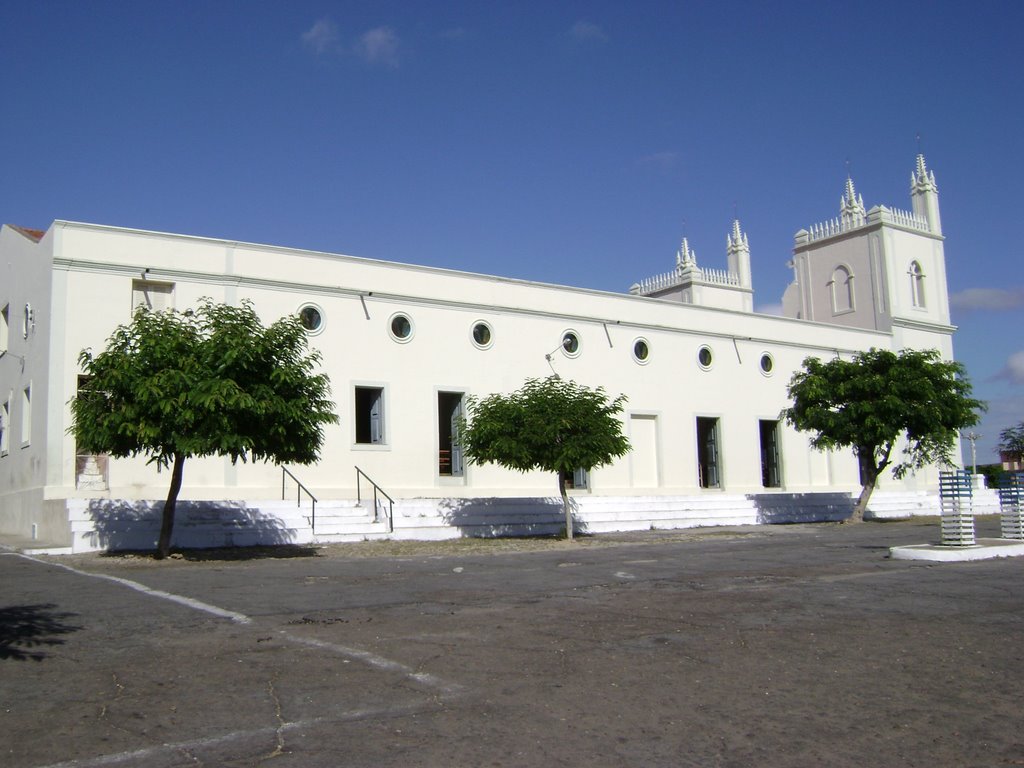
[0,227,63,540]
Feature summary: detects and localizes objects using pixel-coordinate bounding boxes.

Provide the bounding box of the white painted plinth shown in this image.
[889,538,1024,562]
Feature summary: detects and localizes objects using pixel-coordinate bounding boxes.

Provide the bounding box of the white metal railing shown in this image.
[281,466,318,531]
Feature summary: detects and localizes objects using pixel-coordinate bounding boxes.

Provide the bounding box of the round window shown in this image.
[389,313,413,342]
[633,338,650,364]
[760,353,774,375]
[697,345,713,369]
[472,321,493,349]
[562,330,581,357]
[298,304,323,334]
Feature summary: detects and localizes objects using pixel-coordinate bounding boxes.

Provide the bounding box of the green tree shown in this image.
[459,376,630,540]
[784,348,984,523]
[71,299,337,557]
[998,423,1024,468]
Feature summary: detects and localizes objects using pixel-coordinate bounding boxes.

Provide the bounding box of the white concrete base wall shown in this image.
[0,488,71,544]
[66,498,315,553]
[52,490,956,553]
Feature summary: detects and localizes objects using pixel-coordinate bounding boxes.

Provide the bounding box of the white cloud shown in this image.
[355,26,400,67]
[636,151,681,173]
[570,20,607,42]
[993,351,1024,385]
[302,18,339,55]
[950,287,1024,312]
[756,303,784,316]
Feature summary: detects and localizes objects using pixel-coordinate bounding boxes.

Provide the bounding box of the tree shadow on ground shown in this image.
[0,604,81,662]
[85,500,303,556]
[439,497,589,539]
[100,544,320,561]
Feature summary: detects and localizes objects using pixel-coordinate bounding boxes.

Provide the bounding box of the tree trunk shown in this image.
[848,453,877,524]
[156,453,185,559]
[850,481,874,523]
[558,471,573,541]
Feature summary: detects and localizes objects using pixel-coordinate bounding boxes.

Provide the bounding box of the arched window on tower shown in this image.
[909,261,926,308]
[829,265,854,314]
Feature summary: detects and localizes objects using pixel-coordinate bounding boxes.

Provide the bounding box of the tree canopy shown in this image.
[998,423,1024,467]
[459,376,630,540]
[71,299,337,557]
[783,347,984,522]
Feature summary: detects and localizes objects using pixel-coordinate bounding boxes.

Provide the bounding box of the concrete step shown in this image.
[312,519,395,543]
[866,492,939,520]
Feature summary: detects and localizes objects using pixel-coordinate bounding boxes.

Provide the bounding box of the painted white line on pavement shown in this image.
[6,553,252,624]
[34,702,432,768]
[281,632,465,695]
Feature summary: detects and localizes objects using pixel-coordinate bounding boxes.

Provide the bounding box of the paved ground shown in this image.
[2,518,1023,767]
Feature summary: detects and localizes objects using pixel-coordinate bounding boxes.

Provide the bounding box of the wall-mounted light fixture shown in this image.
[22,303,34,339]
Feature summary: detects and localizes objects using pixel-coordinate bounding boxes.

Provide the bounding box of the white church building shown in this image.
[0,155,961,552]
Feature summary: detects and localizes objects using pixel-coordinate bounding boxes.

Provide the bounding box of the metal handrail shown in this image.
[355,465,394,533]
[281,466,318,532]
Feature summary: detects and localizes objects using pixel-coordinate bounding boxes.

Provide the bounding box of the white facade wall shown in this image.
[0,156,967,546]
[36,221,894,505]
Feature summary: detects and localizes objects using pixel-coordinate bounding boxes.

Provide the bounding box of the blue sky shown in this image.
[2,1,1022,463]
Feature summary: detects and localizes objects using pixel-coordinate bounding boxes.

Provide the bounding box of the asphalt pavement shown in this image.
[3,518,1023,767]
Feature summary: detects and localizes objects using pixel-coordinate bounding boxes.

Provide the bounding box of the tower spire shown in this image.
[840,176,866,227]
[726,218,752,289]
[676,237,697,269]
[910,154,941,234]
[911,153,938,194]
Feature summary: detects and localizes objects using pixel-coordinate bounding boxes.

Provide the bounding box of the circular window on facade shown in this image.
[697,345,713,369]
[389,313,414,342]
[297,304,324,335]
[759,353,774,376]
[561,330,581,357]
[633,338,650,364]
[471,321,493,349]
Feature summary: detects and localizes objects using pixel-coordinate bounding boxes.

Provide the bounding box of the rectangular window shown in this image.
[21,385,31,447]
[0,396,9,455]
[0,303,8,354]
[132,280,174,311]
[759,420,782,488]
[696,417,721,489]
[565,468,589,490]
[354,386,385,444]
[437,392,464,476]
